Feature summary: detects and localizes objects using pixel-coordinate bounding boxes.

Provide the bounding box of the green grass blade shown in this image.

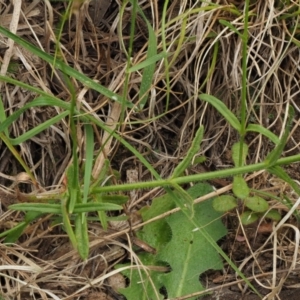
[61,197,77,252]
[199,94,241,132]
[0,75,72,109]
[9,202,123,213]
[0,95,9,136]
[9,111,69,145]
[94,193,109,230]
[199,41,219,90]
[75,213,89,259]
[128,0,157,110]
[83,124,94,205]
[268,165,300,197]
[129,52,168,73]
[0,26,133,108]
[169,15,187,67]
[1,211,42,242]
[0,97,70,134]
[66,163,80,214]
[219,20,243,39]
[74,203,122,213]
[66,74,80,214]
[265,106,294,166]
[0,132,36,184]
[171,126,204,178]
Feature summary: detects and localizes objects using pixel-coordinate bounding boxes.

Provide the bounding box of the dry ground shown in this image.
[1,0,300,299]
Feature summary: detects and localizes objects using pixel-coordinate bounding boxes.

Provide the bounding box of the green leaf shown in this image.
[246,124,280,145]
[66,164,79,214]
[199,94,241,132]
[75,213,89,259]
[118,253,164,300]
[1,211,42,242]
[129,1,158,110]
[171,183,195,217]
[9,202,122,213]
[93,193,109,230]
[171,126,203,179]
[129,52,168,72]
[83,124,94,205]
[192,156,206,164]
[157,194,226,299]
[232,142,248,167]
[9,111,69,145]
[265,106,294,166]
[61,197,77,252]
[240,211,259,225]
[100,194,129,205]
[213,195,238,212]
[265,210,281,222]
[232,176,249,199]
[0,26,133,108]
[244,196,269,213]
[118,183,227,300]
[0,96,72,136]
[219,20,243,38]
[0,95,9,136]
[268,165,300,197]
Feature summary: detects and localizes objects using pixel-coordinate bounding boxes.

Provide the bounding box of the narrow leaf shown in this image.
[129,52,168,72]
[94,193,108,230]
[268,165,300,197]
[0,96,71,134]
[0,95,9,136]
[172,126,203,178]
[2,211,42,242]
[75,214,89,259]
[232,142,248,167]
[9,202,122,213]
[66,164,79,213]
[265,106,294,166]
[219,20,243,38]
[9,111,69,145]
[199,94,241,132]
[100,194,128,205]
[246,124,280,145]
[83,124,94,204]
[61,198,77,251]
[0,26,133,108]
[132,1,158,109]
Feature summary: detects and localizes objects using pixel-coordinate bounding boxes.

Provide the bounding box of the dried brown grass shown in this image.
[0,0,300,299]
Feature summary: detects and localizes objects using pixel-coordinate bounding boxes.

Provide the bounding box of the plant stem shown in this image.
[91,153,300,193]
[239,0,249,166]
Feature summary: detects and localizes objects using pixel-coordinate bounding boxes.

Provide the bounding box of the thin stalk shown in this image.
[161,0,170,112]
[91,153,300,193]
[239,0,250,166]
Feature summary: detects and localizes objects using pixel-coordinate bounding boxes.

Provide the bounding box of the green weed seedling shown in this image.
[117,183,227,300]
[199,94,297,226]
[212,142,281,225]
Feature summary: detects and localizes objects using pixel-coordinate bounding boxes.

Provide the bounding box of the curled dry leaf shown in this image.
[107,272,126,292]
